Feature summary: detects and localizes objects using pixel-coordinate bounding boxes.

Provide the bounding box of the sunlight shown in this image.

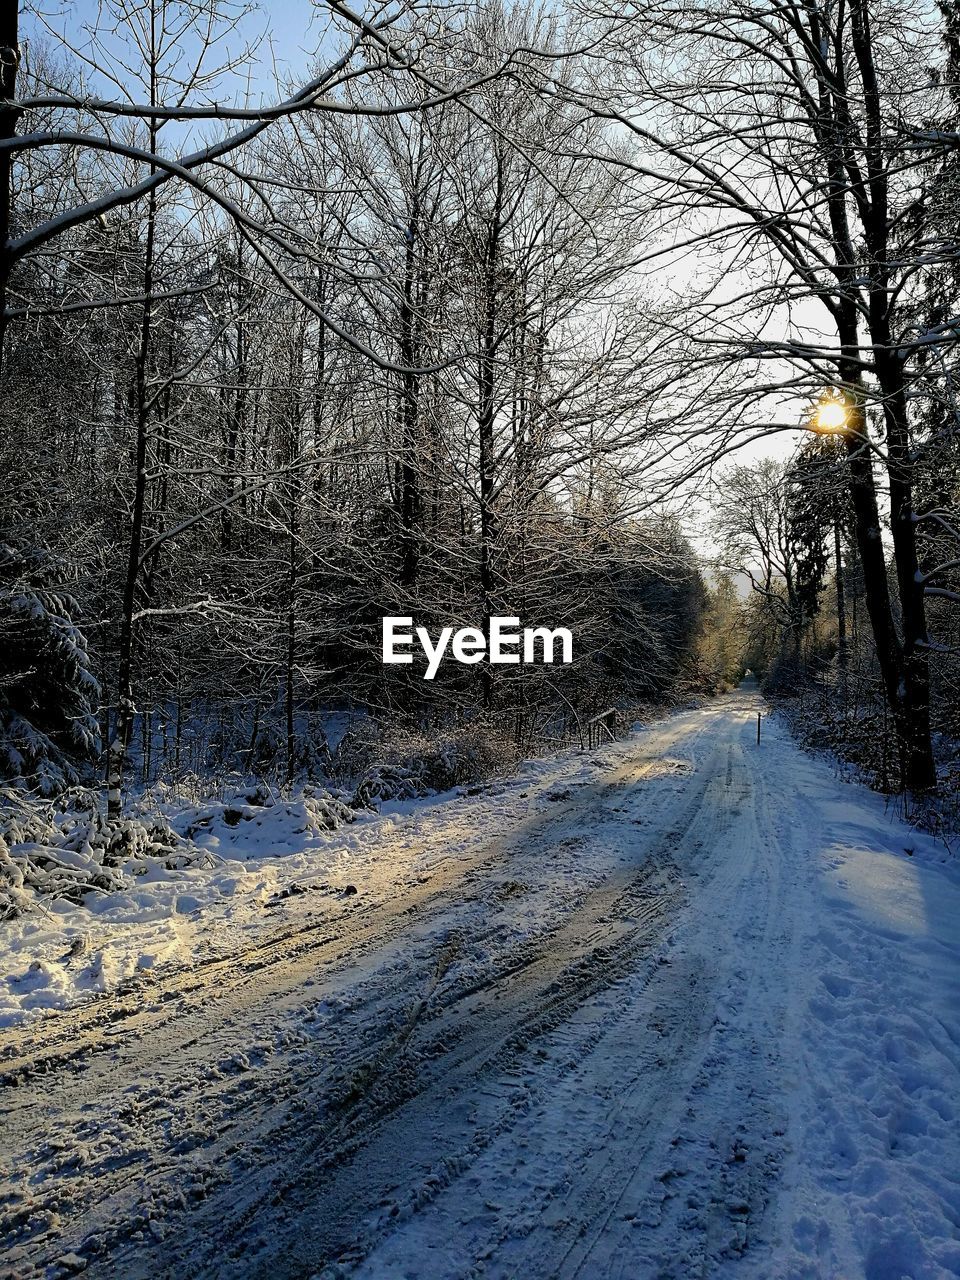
[813,397,849,433]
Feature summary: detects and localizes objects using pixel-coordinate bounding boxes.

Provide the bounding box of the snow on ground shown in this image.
[1,691,958,1280]
[0,740,635,1028]
[341,698,960,1280]
[766,759,960,1279]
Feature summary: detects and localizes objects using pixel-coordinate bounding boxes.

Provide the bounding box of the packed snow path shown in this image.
[2,692,958,1279]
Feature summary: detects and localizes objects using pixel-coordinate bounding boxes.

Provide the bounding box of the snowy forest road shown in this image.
[2,692,958,1280]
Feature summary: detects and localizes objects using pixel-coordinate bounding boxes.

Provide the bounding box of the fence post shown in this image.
[757,712,761,745]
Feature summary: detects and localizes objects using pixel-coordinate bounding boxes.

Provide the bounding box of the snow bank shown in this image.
[754,711,960,1280]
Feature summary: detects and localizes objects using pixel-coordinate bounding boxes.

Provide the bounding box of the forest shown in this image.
[1,0,959,914]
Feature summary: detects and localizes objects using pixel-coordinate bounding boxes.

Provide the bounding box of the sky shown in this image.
[24,1,333,104]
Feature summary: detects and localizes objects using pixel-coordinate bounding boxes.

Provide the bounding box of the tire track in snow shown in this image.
[347,696,800,1280]
[0,702,732,1280]
[159,719,730,1278]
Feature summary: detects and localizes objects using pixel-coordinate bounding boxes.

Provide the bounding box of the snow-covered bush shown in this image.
[0,542,99,794]
[181,779,356,843]
[343,723,513,809]
[351,763,425,809]
[301,787,357,832]
[0,787,213,919]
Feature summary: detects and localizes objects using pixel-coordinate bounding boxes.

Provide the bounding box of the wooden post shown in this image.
[757,712,761,745]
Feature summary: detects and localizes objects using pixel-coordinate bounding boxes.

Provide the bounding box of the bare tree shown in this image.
[548,0,960,788]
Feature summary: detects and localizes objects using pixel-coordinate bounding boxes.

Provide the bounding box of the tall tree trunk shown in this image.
[285,332,304,787]
[839,388,932,790]
[0,6,20,377]
[286,509,297,788]
[812,6,937,791]
[833,512,847,700]
[398,209,421,588]
[222,251,247,550]
[108,182,157,818]
[848,0,936,790]
[876,373,936,790]
[477,270,497,710]
[109,23,160,817]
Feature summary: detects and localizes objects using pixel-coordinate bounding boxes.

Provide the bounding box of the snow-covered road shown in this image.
[2,692,958,1280]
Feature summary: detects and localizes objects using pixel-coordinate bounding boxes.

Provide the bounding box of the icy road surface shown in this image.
[2,691,959,1279]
